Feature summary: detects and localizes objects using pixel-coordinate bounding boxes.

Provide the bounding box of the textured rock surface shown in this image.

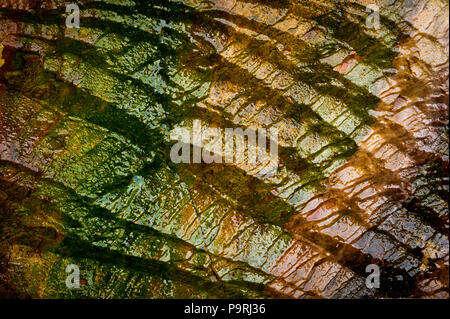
[0,0,448,298]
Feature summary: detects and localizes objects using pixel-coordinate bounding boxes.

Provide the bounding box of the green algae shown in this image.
[1,0,447,299]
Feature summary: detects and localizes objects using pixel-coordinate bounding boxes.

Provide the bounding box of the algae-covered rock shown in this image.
[0,0,448,299]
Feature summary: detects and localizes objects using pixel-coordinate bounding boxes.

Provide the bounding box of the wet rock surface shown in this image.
[0,0,448,298]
